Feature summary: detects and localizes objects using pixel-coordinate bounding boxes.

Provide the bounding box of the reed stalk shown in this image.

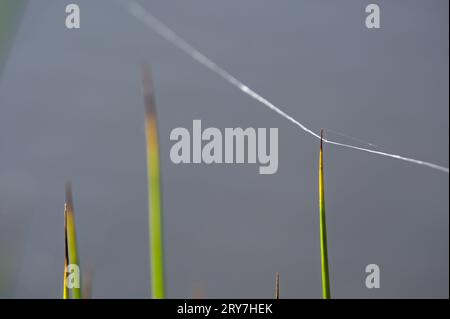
[319,130,331,299]
[141,65,165,299]
[63,182,82,299]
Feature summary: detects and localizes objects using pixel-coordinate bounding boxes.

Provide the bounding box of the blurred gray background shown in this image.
[0,0,448,298]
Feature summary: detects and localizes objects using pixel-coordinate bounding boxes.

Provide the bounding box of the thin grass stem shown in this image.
[319,130,331,299]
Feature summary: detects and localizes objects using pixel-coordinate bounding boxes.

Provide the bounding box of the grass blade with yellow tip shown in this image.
[64,181,82,299]
[141,65,166,299]
[319,130,331,299]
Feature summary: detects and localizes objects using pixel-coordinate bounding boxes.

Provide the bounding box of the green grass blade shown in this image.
[63,209,69,299]
[141,65,165,299]
[65,182,82,299]
[319,130,331,299]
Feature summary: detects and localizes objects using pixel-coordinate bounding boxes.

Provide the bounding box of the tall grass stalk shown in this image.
[64,182,82,299]
[275,272,280,299]
[63,209,69,299]
[141,65,165,299]
[319,130,331,299]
